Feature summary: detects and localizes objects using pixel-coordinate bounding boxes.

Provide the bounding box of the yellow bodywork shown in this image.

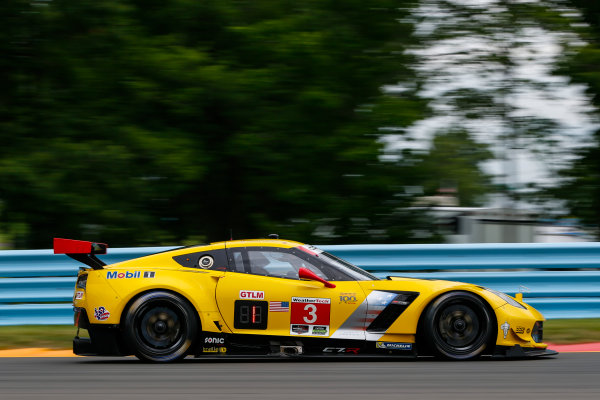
[73,239,548,351]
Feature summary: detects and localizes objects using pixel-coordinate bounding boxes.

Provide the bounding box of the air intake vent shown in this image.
[367,292,419,332]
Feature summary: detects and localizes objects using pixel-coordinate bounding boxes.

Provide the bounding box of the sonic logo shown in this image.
[205,337,225,344]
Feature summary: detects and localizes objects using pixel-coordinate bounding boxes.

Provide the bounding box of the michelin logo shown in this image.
[376,342,412,350]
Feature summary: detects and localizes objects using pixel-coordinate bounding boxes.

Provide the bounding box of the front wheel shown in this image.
[123,291,197,362]
[422,291,494,360]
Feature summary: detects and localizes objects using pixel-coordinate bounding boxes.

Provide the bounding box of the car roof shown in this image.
[163,238,305,257]
[215,238,305,249]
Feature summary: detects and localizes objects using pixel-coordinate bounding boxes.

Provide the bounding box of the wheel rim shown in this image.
[436,303,481,349]
[135,301,186,353]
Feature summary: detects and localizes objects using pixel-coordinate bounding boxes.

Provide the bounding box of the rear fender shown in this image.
[103,269,228,333]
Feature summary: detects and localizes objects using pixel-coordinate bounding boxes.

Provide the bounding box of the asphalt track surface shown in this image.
[0,353,598,400]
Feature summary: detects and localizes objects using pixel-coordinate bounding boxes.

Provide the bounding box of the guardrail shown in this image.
[1,242,599,325]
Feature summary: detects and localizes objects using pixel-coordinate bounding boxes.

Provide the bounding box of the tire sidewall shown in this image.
[423,291,494,360]
[124,291,197,362]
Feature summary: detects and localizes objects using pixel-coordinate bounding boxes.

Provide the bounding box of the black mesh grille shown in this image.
[532,321,543,343]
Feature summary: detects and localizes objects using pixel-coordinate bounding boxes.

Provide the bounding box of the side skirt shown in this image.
[194,332,417,358]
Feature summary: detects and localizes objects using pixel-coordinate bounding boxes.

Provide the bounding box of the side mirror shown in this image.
[298,267,336,288]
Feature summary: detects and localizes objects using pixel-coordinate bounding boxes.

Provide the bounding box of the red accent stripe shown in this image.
[297,245,318,257]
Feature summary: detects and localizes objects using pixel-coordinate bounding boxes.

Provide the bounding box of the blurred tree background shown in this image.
[550,1,600,237]
[1,0,598,248]
[1,0,433,247]
[404,1,576,203]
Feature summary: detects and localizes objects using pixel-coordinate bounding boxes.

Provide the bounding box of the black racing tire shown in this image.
[422,291,494,360]
[123,291,197,362]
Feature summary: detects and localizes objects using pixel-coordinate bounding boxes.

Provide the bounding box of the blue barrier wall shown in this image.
[1,242,600,325]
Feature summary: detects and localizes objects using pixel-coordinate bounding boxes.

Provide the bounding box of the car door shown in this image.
[215,246,367,339]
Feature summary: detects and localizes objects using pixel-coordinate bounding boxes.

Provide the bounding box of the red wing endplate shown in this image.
[53,238,107,255]
[53,238,108,269]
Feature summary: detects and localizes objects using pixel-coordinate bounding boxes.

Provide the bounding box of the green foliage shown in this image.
[551,135,600,236]
[547,1,600,236]
[405,0,582,211]
[2,0,445,247]
[403,129,494,207]
[569,0,600,38]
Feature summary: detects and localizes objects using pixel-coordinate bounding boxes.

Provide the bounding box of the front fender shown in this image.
[366,278,507,336]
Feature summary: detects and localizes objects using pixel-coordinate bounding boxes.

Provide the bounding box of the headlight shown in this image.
[486,288,526,309]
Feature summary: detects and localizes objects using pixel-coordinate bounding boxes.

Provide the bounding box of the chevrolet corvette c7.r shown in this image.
[54,237,556,362]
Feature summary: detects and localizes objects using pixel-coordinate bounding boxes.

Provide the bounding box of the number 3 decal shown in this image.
[290,297,331,336]
[291,297,331,326]
[303,304,317,323]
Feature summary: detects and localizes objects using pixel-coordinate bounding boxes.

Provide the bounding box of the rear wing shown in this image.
[53,238,108,270]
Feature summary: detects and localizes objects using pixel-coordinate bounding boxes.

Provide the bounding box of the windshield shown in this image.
[298,245,379,281]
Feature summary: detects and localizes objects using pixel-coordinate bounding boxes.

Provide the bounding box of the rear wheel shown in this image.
[123,291,197,362]
[422,291,494,360]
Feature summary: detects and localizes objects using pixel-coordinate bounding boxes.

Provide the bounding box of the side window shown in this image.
[231,251,245,273]
[172,249,228,271]
[247,250,327,280]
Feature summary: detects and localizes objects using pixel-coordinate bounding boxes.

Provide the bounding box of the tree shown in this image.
[548,1,600,236]
[407,129,494,207]
[400,0,592,209]
[1,0,429,248]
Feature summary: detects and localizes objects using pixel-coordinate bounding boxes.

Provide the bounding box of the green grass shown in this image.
[544,318,600,344]
[0,319,597,350]
[0,325,86,350]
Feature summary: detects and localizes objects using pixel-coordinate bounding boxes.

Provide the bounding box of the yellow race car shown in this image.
[54,237,556,362]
